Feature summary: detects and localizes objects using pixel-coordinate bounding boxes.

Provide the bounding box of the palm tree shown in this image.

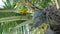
[0,0,60,34]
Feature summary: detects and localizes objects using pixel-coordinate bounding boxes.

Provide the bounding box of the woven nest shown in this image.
[46,4,60,34]
[46,9,60,34]
[46,3,60,23]
[48,9,60,24]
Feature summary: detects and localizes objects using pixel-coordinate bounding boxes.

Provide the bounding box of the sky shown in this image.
[0,0,4,8]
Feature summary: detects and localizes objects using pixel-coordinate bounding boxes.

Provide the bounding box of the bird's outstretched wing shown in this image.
[32,9,46,28]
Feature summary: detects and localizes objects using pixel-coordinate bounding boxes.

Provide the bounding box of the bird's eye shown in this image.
[44,12,46,15]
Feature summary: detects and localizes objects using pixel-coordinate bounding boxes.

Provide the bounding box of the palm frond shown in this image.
[6,0,11,8]
[2,0,17,9]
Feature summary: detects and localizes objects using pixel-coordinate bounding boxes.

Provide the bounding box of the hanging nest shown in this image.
[46,3,60,34]
[46,3,60,24]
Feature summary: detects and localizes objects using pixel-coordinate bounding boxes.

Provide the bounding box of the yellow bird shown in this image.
[18,9,27,14]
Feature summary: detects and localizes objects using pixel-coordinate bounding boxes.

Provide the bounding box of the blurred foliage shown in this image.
[2,0,17,9]
[0,11,27,34]
[29,0,51,8]
[0,12,26,18]
[30,23,48,34]
[57,0,60,7]
[19,0,51,8]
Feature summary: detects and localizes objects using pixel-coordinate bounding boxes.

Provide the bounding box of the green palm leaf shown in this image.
[2,0,17,9]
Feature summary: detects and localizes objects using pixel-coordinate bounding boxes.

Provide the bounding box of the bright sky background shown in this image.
[0,0,4,8]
